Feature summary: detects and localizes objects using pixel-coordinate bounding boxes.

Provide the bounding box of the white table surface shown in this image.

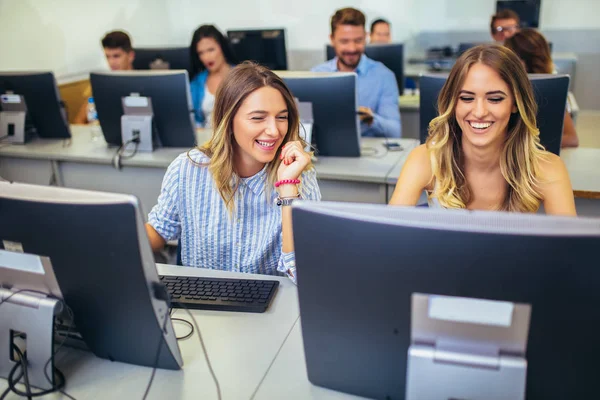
[253,320,369,400]
[0,265,300,400]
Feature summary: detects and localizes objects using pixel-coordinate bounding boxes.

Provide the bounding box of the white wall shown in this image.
[166,0,421,50]
[416,0,600,31]
[0,0,171,76]
[1,0,599,75]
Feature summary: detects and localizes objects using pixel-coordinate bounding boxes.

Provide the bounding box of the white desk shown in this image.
[405,52,577,80]
[254,320,368,400]
[0,127,419,212]
[0,265,300,400]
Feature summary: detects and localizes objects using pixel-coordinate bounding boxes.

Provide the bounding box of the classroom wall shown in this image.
[0,0,172,77]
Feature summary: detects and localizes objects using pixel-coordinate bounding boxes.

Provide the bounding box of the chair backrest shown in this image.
[419,73,569,155]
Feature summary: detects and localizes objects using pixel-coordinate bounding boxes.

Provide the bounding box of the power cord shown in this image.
[112,134,140,170]
[171,317,194,341]
[143,283,222,400]
[0,289,77,400]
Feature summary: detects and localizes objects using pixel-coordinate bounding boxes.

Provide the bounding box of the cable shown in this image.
[141,308,170,400]
[360,145,388,158]
[0,289,77,400]
[171,317,194,341]
[179,303,222,400]
[142,301,221,400]
[12,345,32,400]
[2,358,22,400]
[111,135,140,170]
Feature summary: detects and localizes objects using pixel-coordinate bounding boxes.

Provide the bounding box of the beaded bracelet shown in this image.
[275,179,301,188]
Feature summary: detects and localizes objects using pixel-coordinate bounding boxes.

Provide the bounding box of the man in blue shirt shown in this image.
[312,8,401,138]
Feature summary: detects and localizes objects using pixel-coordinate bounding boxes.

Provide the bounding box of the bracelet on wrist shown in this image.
[275,179,300,188]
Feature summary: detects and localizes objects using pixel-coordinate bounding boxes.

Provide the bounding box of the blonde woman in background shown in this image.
[146,62,321,283]
[390,45,575,216]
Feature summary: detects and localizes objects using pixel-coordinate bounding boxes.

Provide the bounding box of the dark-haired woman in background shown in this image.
[504,28,579,148]
[189,25,237,128]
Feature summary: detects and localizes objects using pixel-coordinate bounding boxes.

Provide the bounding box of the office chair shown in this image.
[419,74,569,155]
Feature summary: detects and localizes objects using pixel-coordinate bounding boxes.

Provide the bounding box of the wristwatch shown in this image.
[276,194,301,206]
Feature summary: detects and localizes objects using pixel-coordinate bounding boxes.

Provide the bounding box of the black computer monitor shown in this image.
[292,201,600,400]
[419,73,569,155]
[326,43,404,94]
[132,47,191,72]
[227,29,287,70]
[90,70,196,147]
[0,181,182,370]
[497,0,541,28]
[281,72,360,157]
[0,72,71,139]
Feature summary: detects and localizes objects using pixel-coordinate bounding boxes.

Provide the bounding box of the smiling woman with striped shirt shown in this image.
[145,62,321,283]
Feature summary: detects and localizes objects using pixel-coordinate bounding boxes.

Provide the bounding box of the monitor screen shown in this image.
[90,71,196,147]
[280,72,360,157]
[0,181,183,370]
[292,201,600,399]
[497,0,541,28]
[228,29,288,70]
[0,72,71,140]
[133,47,191,72]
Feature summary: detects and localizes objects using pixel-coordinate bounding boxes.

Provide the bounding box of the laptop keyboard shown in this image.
[159,275,279,313]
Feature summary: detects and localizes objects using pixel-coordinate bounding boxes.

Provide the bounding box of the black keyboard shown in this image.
[159,275,279,313]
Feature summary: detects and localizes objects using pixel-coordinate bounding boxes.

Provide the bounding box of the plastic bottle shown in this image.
[87,97,102,141]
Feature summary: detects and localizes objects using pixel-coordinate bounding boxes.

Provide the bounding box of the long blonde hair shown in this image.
[190,62,307,212]
[426,44,547,212]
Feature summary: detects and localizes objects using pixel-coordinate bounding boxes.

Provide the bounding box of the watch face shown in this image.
[276,196,300,206]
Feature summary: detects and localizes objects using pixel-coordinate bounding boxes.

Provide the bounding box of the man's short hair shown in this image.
[101,30,133,52]
[330,8,366,35]
[490,9,521,35]
[370,18,390,33]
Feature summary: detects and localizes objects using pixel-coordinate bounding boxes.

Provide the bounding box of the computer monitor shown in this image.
[279,72,360,157]
[90,70,196,147]
[228,28,287,70]
[326,43,404,94]
[133,47,191,72]
[0,181,183,370]
[419,73,569,155]
[292,201,600,400]
[497,0,541,28]
[0,72,71,140]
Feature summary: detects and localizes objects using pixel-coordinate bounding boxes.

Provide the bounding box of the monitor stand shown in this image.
[120,95,156,152]
[406,293,531,400]
[0,288,62,390]
[0,94,27,144]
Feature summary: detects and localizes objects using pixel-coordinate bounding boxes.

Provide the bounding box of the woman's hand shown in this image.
[276,141,311,196]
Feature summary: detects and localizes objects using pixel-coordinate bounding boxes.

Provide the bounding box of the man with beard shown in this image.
[312,7,401,138]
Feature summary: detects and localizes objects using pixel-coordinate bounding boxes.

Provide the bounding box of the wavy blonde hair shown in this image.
[189,62,308,213]
[426,44,547,212]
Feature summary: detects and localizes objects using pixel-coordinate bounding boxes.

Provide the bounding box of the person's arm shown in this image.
[146,155,184,252]
[73,101,88,125]
[389,144,432,206]
[369,70,401,138]
[538,152,577,216]
[275,141,317,283]
[561,111,579,148]
[145,223,166,252]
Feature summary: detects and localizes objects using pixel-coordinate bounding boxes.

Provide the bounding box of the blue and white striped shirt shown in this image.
[148,149,321,282]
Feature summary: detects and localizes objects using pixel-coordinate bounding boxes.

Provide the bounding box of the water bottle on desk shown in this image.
[87,97,102,141]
